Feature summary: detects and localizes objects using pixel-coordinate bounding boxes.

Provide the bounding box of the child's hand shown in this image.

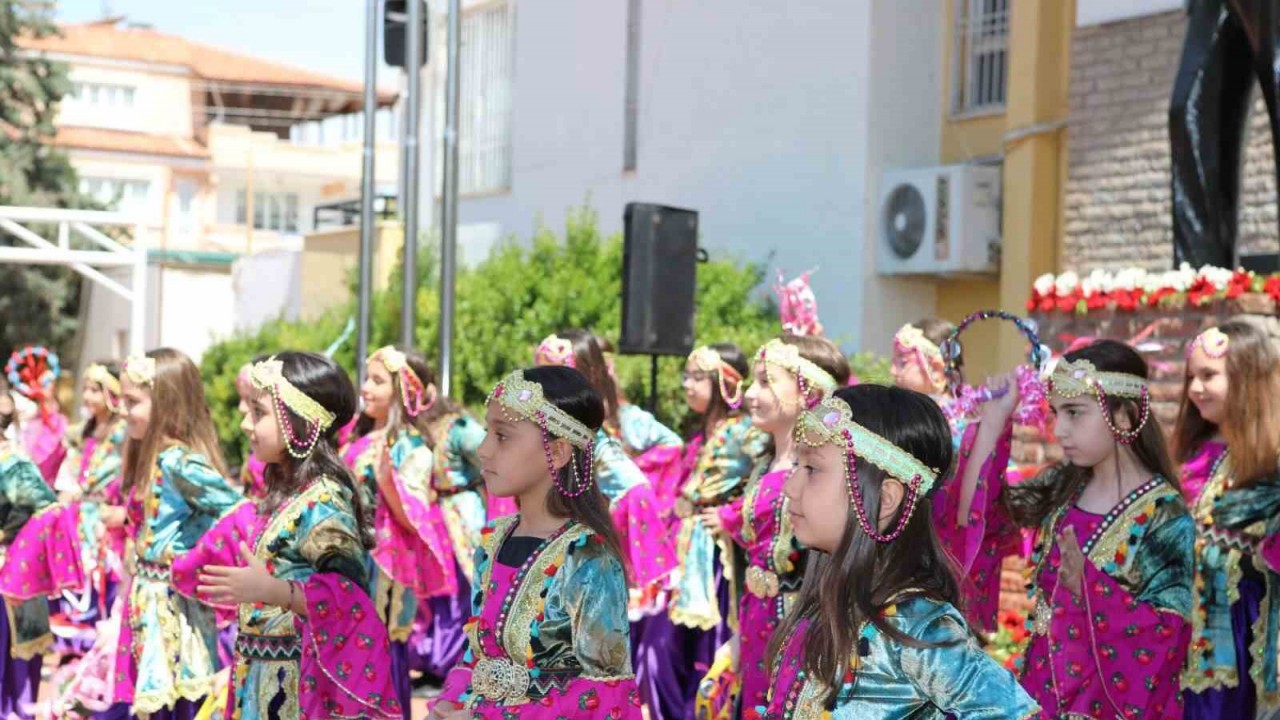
[429,700,469,720]
[980,372,1021,422]
[99,505,127,528]
[198,542,281,606]
[699,508,724,534]
[1057,526,1086,597]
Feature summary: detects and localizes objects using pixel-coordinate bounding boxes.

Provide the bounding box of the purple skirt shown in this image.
[0,599,41,720]
[635,558,732,720]
[1184,572,1264,719]
[407,563,470,682]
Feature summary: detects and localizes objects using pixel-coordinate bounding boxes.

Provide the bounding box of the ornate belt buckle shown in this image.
[676,497,696,520]
[472,657,531,704]
[746,566,779,599]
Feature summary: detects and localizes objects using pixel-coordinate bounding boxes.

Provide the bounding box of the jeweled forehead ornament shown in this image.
[688,345,744,409]
[754,339,838,397]
[795,395,939,543]
[250,357,337,459]
[123,356,156,388]
[1045,357,1150,445]
[487,370,597,497]
[1187,326,1230,360]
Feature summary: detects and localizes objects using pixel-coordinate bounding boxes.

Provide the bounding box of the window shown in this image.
[70,81,137,109]
[443,2,514,194]
[79,177,150,215]
[952,0,1008,115]
[235,190,301,232]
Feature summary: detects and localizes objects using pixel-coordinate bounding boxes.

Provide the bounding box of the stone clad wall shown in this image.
[1064,10,1278,271]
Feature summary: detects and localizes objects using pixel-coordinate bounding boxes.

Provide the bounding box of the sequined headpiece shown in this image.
[250,357,337,459]
[5,346,60,406]
[487,370,596,497]
[1045,358,1151,445]
[894,324,945,391]
[368,346,432,417]
[123,356,156,388]
[1187,326,1230,360]
[688,346,744,409]
[796,395,939,543]
[84,364,123,413]
[754,338,838,409]
[534,335,577,368]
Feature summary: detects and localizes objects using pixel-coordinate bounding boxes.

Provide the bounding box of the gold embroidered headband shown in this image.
[368,346,432,417]
[754,338,838,400]
[688,346,744,409]
[488,370,596,497]
[250,357,337,458]
[1045,358,1151,445]
[123,356,156,387]
[796,395,939,543]
[1187,326,1230,360]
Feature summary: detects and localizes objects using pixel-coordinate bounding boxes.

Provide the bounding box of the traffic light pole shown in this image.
[400,0,424,347]
[357,0,378,386]
[439,0,460,397]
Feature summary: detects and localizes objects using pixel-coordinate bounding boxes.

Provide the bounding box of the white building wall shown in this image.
[59,62,195,137]
[452,0,946,350]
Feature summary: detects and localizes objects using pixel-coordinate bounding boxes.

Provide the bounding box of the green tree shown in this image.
[0,2,89,362]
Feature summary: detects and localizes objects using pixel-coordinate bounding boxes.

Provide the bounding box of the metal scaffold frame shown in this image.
[0,206,147,356]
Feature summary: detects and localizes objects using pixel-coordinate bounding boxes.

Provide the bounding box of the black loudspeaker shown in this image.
[384,0,429,69]
[620,203,699,356]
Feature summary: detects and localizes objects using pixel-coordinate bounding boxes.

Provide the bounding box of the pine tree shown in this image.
[0,1,88,363]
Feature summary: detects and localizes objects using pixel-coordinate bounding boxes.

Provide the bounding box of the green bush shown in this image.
[201,206,887,464]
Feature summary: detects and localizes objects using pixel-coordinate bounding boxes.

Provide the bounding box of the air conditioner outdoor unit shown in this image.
[876,164,1001,276]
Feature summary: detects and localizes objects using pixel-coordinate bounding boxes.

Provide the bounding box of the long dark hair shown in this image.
[1011,340,1176,528]
[520,366,627,579]
[354,346,462,450]
[1173,320,1280,485]
[693,342,749,439]
[768,384,959,707]
[257,352,374,549]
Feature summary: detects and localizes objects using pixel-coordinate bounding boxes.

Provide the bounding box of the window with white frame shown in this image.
[79,177,150,215]
[69,81,137,109]
[235,190,300,233]
[441,2,514,195]
[952,0,1009,115]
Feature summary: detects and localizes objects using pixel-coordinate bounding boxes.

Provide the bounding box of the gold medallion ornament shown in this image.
[471,657,532,704]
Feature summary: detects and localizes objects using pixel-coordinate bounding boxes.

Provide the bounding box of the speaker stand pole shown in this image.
[648,355,659,412]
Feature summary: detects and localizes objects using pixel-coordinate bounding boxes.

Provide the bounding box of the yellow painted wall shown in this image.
[300,222,404,321]
[934,0,1072,376]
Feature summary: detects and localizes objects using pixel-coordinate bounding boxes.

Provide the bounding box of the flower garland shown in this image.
[1027,264,1275,315]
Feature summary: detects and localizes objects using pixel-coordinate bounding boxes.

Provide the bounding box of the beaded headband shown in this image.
[688,346,744,409]
[250,358,337,459]
[1187,326,1230,360]
[1045,358,1151,445]
[487,370,596,497]
[534,335,577,368]
[123,356,156,388]
[795,395,939,543]
[753,338,838,408]
[894,325,945,391]
[84,364,123,412]
[368,346,432,417]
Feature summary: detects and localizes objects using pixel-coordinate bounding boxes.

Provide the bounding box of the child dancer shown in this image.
[533,331,677,596]
[760,384,1037,719]
[99,349,244,718]
[431,366,641,720]
[1177,321,1280,717]
[699,335,848,716]
[894,318,1027,634]
[955,340,1194,718]
[343,346,455,711]
[52,362,128,655]
[0,376,61,720]
[646,344,767,720]
[171,352,400,719]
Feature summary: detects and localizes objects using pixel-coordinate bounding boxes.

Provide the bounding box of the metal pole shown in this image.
[401,0,424,347]
[129,224,147,356]
[439,0,461,396]
[357,0,379,386]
